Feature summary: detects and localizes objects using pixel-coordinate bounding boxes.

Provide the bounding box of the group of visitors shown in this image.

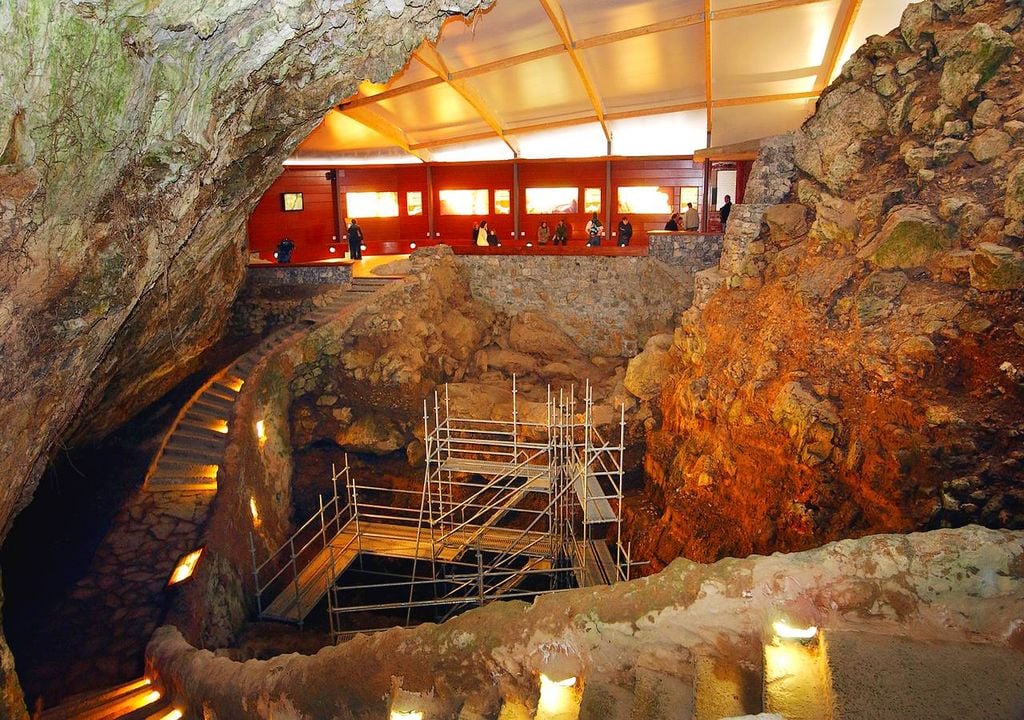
[662,195,732,232]
[277,197,737,262]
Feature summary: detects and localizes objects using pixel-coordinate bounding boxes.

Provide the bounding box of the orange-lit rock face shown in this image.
[628,0,1024,570]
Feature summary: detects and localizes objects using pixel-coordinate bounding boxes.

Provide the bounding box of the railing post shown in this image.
[249,532,263,616]
[476,544,485,605]
[289,537,303,629]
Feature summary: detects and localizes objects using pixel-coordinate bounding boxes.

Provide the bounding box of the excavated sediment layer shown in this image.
[632,0,1024,570]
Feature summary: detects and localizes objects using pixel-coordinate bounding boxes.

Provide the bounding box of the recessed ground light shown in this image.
[390,712,423,720]
[166,547,204,588]
[538,673,578,715]
[329,246,336,253]
[273,252,278,259]
[772,620,818,641]
[526,242,533,247]
[409,242,417,249]
[360,244,367,251]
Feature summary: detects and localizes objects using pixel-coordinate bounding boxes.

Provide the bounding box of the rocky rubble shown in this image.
[634,0,1024,569]
[287,248,660,469]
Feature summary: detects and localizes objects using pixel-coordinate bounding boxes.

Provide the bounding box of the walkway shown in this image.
[34,274,401,710]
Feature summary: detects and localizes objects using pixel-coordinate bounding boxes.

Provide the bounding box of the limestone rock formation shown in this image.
[0,0,490,712]
[635,0,1024,570]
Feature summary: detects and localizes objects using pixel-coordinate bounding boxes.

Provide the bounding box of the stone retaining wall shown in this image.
[457,247,721,356]
[247,263,352,286]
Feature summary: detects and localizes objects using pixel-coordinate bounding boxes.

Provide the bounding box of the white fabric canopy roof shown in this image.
[287,0,911,165]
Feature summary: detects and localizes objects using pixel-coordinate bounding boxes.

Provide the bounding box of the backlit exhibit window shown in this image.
[526,188,578,214]
[346,191,399,218]
[407,191,423,216]
[584,188,601,213]
[618,186,672,214]
[439,189,489,215]
[494,190,511,215]
[680,186,700,211]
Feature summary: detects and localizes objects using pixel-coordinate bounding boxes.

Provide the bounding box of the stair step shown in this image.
[182,407,230,425]
[694,656,762,720]
[145,477,218,492]
[151,461,219,479]
[172,425,229,444]
[203,386,238,403]
[192,396,233,414]
[120,695,173,720]
[41,678,155,720]
[160,448,223,464]
[631,667,695,720]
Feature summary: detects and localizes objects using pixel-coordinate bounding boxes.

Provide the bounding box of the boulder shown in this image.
[809,195,860,250]
[771,381,841,466]
[623,334,674,400]
[508,312,581,360]
[763,203,810,247]
[900,2,935,51]
[854,270,908,325]
[1004,159,1024,222]
[969,243,1024,290]
[968,128,1011,163]
[745,133,798,204]
[793,85,887,192]
[872,206,952,269]
[972,98,1003,127]
[938,23,1015,107]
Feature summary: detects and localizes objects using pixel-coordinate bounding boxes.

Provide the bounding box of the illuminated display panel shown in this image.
[346,191,399,218]
[680,186,700,211]
[439,189,489,215]
[584,188,601,213]
[618,186,672,214]
[407,191,423,216]
[525,188,578,214]
[494,189,511,215]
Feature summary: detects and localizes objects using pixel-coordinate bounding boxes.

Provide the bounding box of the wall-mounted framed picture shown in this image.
[281,192,304,211]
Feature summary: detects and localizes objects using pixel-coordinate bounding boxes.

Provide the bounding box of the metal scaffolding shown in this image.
[251,379,631,637]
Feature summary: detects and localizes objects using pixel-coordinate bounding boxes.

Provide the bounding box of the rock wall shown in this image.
[146,526,1024,718]
[0,1,489,712]
[636,0,1024,570]
[458,254,703,357]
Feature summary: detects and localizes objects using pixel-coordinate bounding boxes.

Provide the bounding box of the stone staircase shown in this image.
[35,275,402,715]
[144,276,398,492]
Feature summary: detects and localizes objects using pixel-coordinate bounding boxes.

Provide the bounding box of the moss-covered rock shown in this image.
[939,22,1015,107]
[970,242,1024,290]
[872,205,953,269]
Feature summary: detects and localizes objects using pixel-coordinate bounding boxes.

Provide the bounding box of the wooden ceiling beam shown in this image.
[342,107,432,162]
[704,1,713,139]
[339,0,834,113]
[712,0,831,22]
[408,91,819,151]
[414,43,519,156]
[538,0,611,144]
[820,0,864,89]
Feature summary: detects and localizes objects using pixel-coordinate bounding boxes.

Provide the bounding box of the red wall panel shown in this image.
[247,157,710,261]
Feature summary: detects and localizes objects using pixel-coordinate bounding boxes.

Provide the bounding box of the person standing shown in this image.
[617,217,633,247]
[276,237,295,263]
[347,218,363,260]
[537,221,551,245]
[585,212,603,246]
[476,220,489,247]
[553,219,569,246]
[720,195,733,229]
[682,203,699,231]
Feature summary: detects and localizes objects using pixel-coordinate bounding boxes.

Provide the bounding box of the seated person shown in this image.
[664,213,680,231]
[537,221,551,245]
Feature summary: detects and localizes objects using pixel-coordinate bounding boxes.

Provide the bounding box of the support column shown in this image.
[328,169,344,248]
